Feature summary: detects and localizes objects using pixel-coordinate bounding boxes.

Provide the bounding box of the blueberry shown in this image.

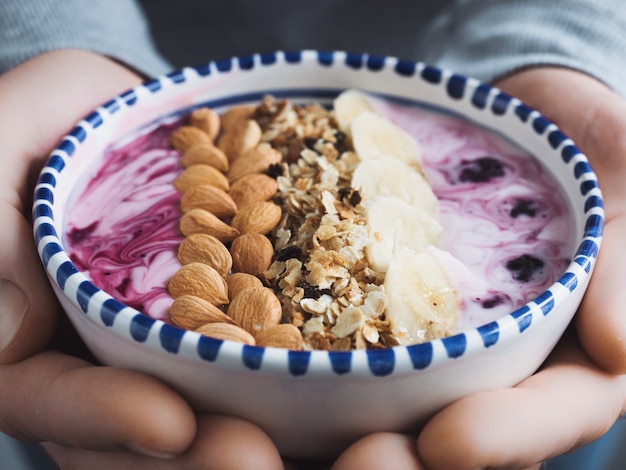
[510,199,537,218]
[506,254,545,282]
[458,156,505,183]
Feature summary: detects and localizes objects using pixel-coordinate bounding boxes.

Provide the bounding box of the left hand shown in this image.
[332,67,626,470]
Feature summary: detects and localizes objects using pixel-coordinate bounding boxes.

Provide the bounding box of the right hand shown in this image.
[0,49,282,470]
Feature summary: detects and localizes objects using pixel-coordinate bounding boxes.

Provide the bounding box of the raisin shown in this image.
[266,163,284,178]
[458,156,505,183]
[276,245,304,261]
[506,254,545,282]
[333,131,346,151]
[300,281,331,299]
[510,199,537,218]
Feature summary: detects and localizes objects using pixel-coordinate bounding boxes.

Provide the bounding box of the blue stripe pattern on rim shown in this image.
[406,342,433,370]
[101,298,127,327]
[477,322,500,348]
[288,350,311,376]
[32,50,604,379]
[511,305,533,333]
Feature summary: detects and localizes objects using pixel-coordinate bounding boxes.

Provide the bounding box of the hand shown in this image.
[332,67,626,470]
[0,50,282,469]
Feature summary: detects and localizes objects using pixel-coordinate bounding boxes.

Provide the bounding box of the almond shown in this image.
[174,164,229,193]
[225,272,264,301]
[168,262,229,306]
[179,208,240,241]
[255,324,304,350]
[226,144,282,182]
[170,294,235,330]
[230,233,274,276]
[189,107,221,141]
[195,322,256,345]
[229,173,278,208]
[169,125,212,152]
[227,287,282,335]
[230,201,282,235]
[178,233,232,276]
[220,104,256,130]
[181,144,229,172]
[180,185,238,219]
[218,118,262,162]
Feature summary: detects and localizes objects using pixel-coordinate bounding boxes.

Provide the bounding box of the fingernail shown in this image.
[0,280,29,351]
[126,442,177,459]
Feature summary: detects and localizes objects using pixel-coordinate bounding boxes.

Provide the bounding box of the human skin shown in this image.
[0,51,624,470]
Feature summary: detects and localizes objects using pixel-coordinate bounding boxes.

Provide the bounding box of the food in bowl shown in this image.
[34,51,602,457]
[64,89,573,351]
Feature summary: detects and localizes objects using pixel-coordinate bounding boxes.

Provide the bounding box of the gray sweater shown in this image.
[1,0,625,95]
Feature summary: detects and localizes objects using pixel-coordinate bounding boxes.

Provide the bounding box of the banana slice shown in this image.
[364,196,443,273]
[352,156,439,215]
[333,89,377,132]
[351,111,422,167]
[384,246,460,345]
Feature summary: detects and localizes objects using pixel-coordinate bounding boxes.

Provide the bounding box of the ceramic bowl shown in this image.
[32,50,603,458]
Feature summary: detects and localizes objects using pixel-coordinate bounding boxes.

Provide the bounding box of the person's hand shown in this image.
[0,50,282,469]
[332,67,626,470]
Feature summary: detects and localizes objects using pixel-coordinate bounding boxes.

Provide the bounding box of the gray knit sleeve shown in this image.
[0,0,171,77]
[416,0,626,96]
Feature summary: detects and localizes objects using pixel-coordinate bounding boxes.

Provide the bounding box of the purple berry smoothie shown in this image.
[64,98,574,331]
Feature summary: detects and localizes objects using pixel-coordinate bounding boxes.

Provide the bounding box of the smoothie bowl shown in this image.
[32,50,603,458]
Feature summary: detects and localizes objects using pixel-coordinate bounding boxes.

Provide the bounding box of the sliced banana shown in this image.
[363,196,443,273]
[384,246,460,345]
[351,111,422,167]
[333,89,377,132]
[351,156,439,215]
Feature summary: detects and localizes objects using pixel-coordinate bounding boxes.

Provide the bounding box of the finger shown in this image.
[576,215,626,373]
[416,334,626,470]
[332,433,424,470]
[0,351,196,457]
[0,204,58,363]
[43,414,283,470]
[496,68,626,373]
[0,50,143,363]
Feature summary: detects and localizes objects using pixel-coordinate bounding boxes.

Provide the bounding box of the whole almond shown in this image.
[170,294,235,330]
[220,104,256,130]
[181,144,229,172]
[174,164,229,193]
[231,201,282,235]
[195,322,256,345]
[169,125,212,152]
[227,144,282,182]
[180,185,238,219]
[168,262,229,306]
[189,107,221,141]
[218,119,262,162]
[255,323,304,350]
[227,287,282,335]
[229,173,278,208]
[226,272,264,301]
[230,233,274,276]
[178,233,232,276]
[179,208,240,241]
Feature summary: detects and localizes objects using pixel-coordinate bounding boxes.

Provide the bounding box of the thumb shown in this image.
[0,204,58,363]
[0,49,144,363]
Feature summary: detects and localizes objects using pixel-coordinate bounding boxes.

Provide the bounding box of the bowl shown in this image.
[32,50,603,458]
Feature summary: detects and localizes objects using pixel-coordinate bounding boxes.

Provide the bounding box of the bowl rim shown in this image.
[32,49,604,378]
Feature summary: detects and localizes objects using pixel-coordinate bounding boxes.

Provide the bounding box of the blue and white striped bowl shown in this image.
[32,50,603,458]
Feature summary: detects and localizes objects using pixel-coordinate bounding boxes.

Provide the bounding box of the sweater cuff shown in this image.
[0,0,171,77]
[417,0,626,96]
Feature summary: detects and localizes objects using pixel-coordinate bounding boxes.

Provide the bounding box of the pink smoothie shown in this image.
[64,97,574,330]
